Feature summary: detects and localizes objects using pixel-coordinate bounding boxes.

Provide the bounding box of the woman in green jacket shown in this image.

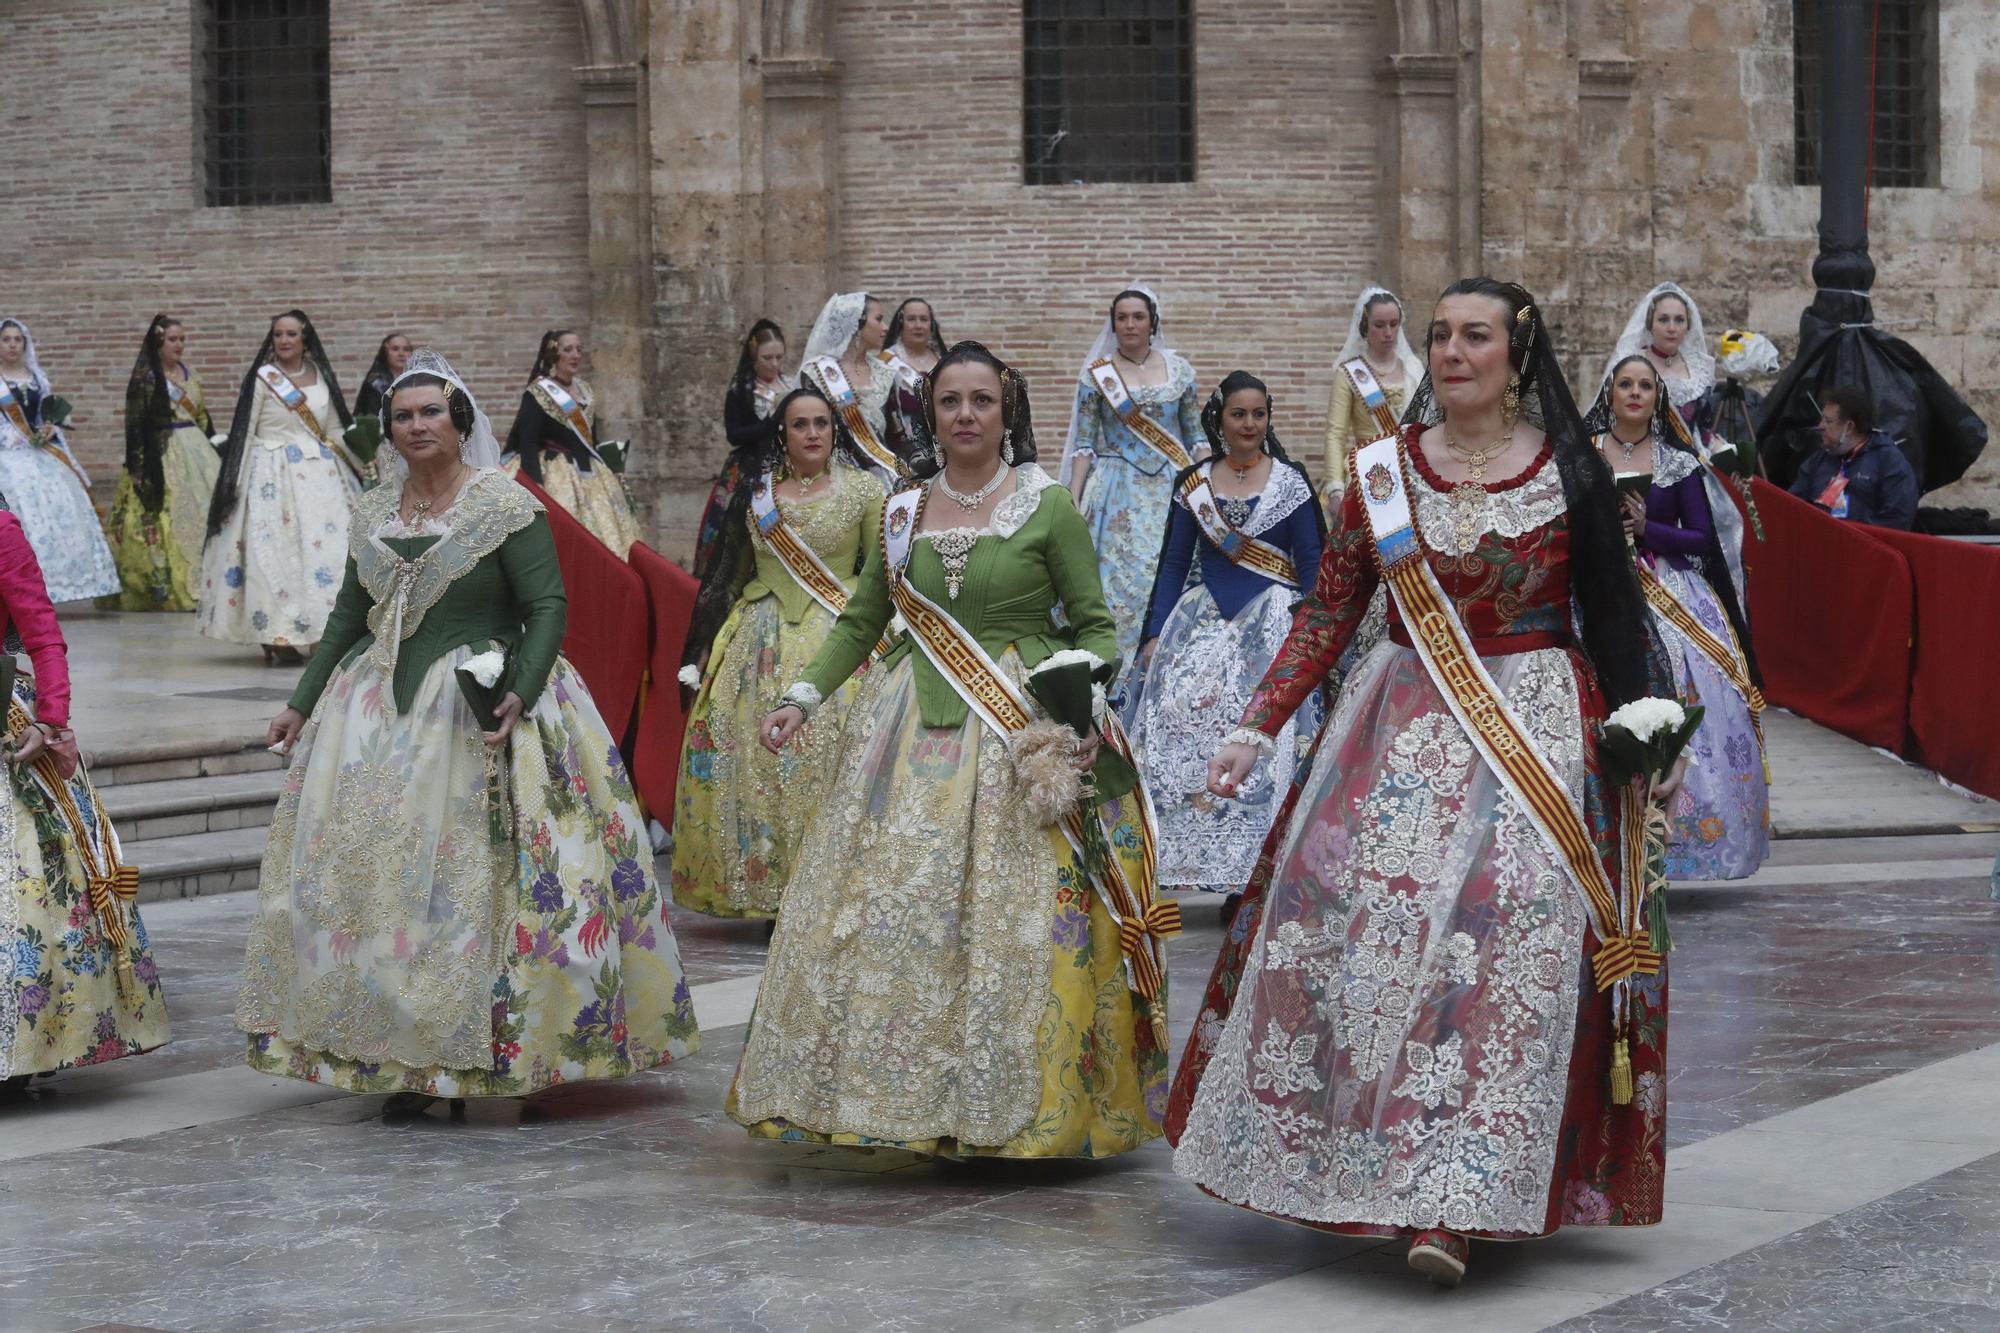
[670,384,885,919]
[235,350,698,1116]
[735,342,1170,1160]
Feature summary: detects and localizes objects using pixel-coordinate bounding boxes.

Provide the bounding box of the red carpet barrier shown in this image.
[1745,480,1913,753]
[1866,527,2000,800]
[516,478,647,742]
[628,544,698,821]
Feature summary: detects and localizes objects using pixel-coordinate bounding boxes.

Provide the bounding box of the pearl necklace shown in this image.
[938,461,1006,511]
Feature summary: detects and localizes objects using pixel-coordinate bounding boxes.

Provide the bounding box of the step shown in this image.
[122,825,270,905]
[99,769,287,842]
[86,733,281,789]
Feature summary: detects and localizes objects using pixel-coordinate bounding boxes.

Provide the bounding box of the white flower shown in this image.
[1029,648,1105,677]
[461,650,506,688]
[209,432,230,448]
[677,664,702,690]
[1605,696,1685,742]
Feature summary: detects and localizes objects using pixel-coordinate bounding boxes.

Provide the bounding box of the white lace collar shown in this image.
[916,463,1055,543]
[1410,445,1567,557]
[1593,435,1699,488]
[1078,351,1195,405]
[1195,460,1313,539]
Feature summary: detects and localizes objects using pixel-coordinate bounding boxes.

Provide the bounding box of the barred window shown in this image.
[1023,0,1195,186]
[1793,0,1939,188]
[201,0,332,207]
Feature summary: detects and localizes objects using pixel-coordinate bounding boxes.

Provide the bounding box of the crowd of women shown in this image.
[1,273,1772,1289]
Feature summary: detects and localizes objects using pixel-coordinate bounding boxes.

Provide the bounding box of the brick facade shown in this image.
[13,0,592,482]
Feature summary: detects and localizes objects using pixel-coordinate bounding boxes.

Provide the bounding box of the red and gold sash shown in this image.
[751,471,895,659]
[1086,358,1192,470]
[881,484,1179,1007]
[532,376,600,455]
[1637,562,1768,774]
[1175,465,1298,587]
[257,364,364,481]
[1353,435,1654,992]
[1340,357,1403,441]
[810,356,901,476]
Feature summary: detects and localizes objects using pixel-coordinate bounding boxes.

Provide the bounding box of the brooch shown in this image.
[1365,462,1396,503]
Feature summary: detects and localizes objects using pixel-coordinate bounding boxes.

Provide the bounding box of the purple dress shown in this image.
[1638,452,1771,879]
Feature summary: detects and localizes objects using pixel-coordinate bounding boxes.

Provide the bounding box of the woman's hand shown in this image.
[760,705,805,754]
[1067,456,1091,504]
[1620,491,1647,541]
[1650,753,1692,806]
[483,693,525,746]
[267,707,306,754]
[8,722,48,767]
[1073,728,1101,773]
[1206,741,1259,799]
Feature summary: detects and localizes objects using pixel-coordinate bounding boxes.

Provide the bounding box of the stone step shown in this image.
[120,825,270,905]
[85,733,280,789]
[99,769,287,842]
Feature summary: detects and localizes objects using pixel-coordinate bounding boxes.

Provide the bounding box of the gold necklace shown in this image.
[1442,429,1508,550]
[793,466,825,495]
[407,466,466,520]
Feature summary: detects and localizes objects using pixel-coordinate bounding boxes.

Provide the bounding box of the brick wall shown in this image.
[829,0,1386,483]
[12,0,593,483]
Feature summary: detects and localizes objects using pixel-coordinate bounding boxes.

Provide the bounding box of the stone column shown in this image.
[1379,1,1479,309]
[574,0,655,528]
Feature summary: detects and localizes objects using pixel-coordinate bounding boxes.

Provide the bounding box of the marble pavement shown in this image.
[3,609,1997,1331]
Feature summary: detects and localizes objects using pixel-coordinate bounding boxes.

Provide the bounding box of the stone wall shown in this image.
[12,0,593,481]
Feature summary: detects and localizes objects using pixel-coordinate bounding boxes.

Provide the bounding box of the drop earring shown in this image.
[1501,373,1522,429]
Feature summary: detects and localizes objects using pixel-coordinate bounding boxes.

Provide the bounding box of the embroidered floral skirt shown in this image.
[1129,584,1319,892]
[197,442,354,647]
[1167,641,1668,1237]
[1080,457,1175,694]
[0,443,120,604]
[526,453,645,559]
[1,674,170,1080]
[102,431,221,612]
[672,595,856,919]
[728,651,1168,1158]
[237,645,700,1097]
[1650,560,1771,880]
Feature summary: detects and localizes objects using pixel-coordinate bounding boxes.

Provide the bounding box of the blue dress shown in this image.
[1127,460,1324,891]
[1068,354,1201,686]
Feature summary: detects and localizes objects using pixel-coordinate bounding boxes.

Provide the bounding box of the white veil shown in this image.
[375,347,504,478]
[801,292,871,365]
[1059,282,1173,484]
[0,316,89,480]
[1606,281,1716,408]
[1332,285,1426,388]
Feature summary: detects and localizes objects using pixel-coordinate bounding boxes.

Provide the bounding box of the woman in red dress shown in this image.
[1170,278,1679,1286]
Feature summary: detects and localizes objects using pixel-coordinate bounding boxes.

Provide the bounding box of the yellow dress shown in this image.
[104,366,220,611]
[1323,369,1410,491]
[670,463,883,918]
[504,377,646,557]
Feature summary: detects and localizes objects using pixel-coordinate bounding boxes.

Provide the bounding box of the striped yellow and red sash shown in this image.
[532,376,601,455]
[881,484,1179,1004]
[1353,434,1655,991]
[1175,465,1298,587]
[751,471,895,659]
[1341,357,1404,441]
[1087,358,1192,470]
[1637,562,1768,764]
[257,364,365,481]
[810,356,901,476]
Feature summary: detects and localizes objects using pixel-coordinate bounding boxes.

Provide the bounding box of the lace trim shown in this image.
[352,470,542,668]
[780,681,824,716]
[1195,461,1314,539]
[751,463,878,561]
[1652,444,1699,487]
[1411,450,1566,557]
[1077,351,1196,405]
[992,463,1055,538]
[1221,726,1277,758]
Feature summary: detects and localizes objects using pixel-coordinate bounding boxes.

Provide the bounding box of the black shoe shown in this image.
[381,1091,438,1120]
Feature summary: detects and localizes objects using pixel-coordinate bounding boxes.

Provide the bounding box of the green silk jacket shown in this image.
[289,470,568,718]
[800,465,1117,729]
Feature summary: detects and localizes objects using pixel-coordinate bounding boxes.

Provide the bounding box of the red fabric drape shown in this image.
[628,544,699,821]
[1866,527,2000,800]
[1745,480,1912,752]
[516,477,647,741]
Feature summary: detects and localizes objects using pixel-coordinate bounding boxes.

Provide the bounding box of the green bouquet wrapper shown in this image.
[1023,651,1136,803]
[342,416,382,464]
[597,440,629,474]
[40,395,72,429]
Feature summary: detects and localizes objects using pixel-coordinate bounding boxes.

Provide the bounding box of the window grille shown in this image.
[201,0,332,207]
[1023,0,1194,186]
[1794,0,1939,188]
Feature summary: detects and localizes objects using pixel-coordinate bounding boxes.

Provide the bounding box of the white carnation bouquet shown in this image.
[1600,696,1705,954]
[1008,649,1135,867]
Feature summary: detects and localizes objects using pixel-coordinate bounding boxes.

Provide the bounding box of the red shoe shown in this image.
[1407,1228,1468,1287]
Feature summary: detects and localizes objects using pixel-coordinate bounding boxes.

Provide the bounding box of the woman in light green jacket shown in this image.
[733,342,1169,1160]
[670,385,885,919]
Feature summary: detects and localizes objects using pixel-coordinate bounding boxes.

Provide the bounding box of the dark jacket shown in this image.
[1788,431,1919,530]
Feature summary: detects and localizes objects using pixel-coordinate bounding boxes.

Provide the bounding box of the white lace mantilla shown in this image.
[1652,443,1699,487]
[1412,451,1566,556]
[1077,350,1195,408]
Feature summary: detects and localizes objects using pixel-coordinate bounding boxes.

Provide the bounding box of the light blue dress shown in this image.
[0,374,120,604]
[1068,353,1200,687]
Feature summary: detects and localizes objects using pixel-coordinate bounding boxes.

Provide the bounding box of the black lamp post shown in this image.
[1754,0,1985,507]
